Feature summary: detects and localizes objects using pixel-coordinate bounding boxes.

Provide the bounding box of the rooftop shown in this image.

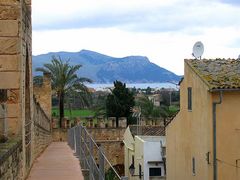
[186,59,240,90]
[129,125,165,137]
[137,136,165,142]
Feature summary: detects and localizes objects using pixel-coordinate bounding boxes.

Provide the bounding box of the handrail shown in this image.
[67,124,124,180]
[82,125,121,179]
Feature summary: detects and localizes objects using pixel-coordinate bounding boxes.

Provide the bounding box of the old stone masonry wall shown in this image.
[33,98,52,160]
[0,0,52,179]
[0,139,23,180]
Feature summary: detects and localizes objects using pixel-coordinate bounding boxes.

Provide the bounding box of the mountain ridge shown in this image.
[33,50,181,83]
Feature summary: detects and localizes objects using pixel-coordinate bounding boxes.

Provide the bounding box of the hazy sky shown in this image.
[32,0,240,75]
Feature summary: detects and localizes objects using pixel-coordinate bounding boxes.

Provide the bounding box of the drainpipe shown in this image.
[212,91,223,180]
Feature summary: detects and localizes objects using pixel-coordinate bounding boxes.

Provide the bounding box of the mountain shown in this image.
[32,50,181,83]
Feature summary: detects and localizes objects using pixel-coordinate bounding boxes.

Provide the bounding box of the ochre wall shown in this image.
[214,91,240,180]
[166,60,213,180]
[167,60,240,180]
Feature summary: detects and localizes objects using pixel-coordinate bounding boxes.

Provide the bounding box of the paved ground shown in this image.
[27,142,84,180]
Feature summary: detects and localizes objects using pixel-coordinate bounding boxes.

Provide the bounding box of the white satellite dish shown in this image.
[192,41,204,59]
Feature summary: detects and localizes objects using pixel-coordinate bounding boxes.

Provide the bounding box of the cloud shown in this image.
[32,0,240,75]
[33,27,240,75]
[219,0,240,5]
[33,0,240,33]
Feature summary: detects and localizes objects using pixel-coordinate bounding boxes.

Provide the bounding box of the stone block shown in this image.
[7,117,19,136]
[24,0,31,5]
[0,38,20,54]
[0,20,19,36]
[0,55,20,71]
[0,72,20,89]
[0,5,20,20]
[7,103,20,117]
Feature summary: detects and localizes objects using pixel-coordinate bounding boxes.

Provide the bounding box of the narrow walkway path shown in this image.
[27,142,84,180]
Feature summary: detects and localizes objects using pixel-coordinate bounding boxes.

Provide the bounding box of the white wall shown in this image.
[124,129,166,180]
[143,136,166,179]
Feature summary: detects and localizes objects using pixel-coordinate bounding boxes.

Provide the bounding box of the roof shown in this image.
[129,125,165,137]
[186,59,240,90]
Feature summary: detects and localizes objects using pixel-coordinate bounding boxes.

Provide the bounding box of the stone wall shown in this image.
[89,128,125,166]
[87,127,125,141]
[95,140,124,166]
[33,73,52,119]
[0,138,23,180]
[33,98,52,159]
[0,1,52,179]
[52,128,68,142]
[0,0,26,139]
[53,127,125,167]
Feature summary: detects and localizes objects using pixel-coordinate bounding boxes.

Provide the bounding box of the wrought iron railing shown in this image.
[68,125,127,180]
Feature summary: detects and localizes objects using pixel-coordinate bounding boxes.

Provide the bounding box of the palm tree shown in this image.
[136,95,154,119]
[36,56,92,128]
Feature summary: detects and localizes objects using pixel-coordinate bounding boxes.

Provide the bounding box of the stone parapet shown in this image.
[33,99,52,159]
[0,138,23,180]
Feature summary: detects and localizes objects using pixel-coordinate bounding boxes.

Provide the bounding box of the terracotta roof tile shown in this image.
[186,59,240,90]
[129,125,165,136]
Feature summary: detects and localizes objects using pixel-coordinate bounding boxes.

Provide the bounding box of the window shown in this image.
[188,87,192,110]
[0,90,7,104]
[192,157,196,175]
[139,164,142,178]
[132,155,134,165]
[149,167,162,176]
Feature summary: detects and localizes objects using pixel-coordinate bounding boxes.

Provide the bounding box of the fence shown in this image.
[68,125,127,180]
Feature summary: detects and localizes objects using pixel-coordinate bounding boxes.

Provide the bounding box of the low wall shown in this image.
[33,99,52,159]
[95,140,124,165]
[0,138,23,180]
[87,127,125,141]
[52,128,68,142]
[89,128,125,167]
[53,127,125,167]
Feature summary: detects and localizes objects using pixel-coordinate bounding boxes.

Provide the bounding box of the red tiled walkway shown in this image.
[27,142,84,180]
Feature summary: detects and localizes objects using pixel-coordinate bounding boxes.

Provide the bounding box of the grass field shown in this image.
[52,107,95,118]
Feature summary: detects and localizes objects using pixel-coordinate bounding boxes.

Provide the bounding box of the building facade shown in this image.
[166,59,240,180]
[124,126,166,179]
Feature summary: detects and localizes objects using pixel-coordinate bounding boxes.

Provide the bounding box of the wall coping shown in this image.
[87,127,126,130]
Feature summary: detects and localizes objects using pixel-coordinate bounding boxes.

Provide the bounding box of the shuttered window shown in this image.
[188,87,192,110]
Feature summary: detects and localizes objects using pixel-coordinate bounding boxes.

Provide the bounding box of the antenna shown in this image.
[192,41,204,60]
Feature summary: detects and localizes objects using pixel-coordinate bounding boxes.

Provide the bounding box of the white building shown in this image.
[124,126,166,180]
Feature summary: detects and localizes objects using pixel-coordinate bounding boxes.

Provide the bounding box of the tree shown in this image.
[106,81,135,127]
[145,86,152,95]
[36,56,92,128]
[136,95,172,125]
[136,95,154,119]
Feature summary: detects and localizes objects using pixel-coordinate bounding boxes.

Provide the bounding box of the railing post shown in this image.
[73,127,76,152]
[83,128,87,169]
[99,146,105,180]
[79,125,82,160]
[76,126,80,157]
[89,139,93,180]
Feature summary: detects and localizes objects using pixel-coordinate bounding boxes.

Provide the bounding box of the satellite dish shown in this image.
[192,41,204,59]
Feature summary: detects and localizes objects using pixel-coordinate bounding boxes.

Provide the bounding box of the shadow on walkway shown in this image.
[27,142,84,180]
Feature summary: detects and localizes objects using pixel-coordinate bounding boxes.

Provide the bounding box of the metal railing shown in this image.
[68,125,127,180]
